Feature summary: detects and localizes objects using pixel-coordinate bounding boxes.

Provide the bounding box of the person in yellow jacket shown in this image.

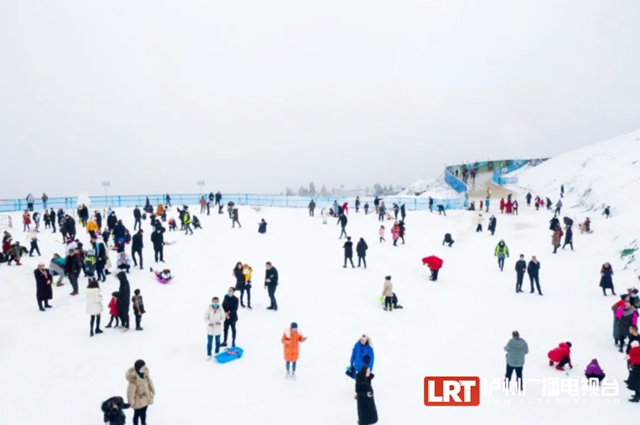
[242,264,253,309]
[86,219,99,236]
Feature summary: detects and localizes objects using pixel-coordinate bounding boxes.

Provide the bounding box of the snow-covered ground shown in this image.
[396,173,460,198]
[502,163,535,178]
[507,128,640,278]
[0,189,635,423]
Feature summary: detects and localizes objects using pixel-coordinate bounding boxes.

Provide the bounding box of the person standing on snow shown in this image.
[343,237,355,268]
[204,296,225,360]
[600,262,616,296]
[398,221,406,244]
[86,279,104,337]
[337,213,348,239]
[131,229,143,270]
[504,330,528,391]
[321,207,329,224]
[34,262,53,311]
[548,342,572,371]
[132,289,145,331]
[400,204,406,221]
[527,256,542,295]
[355,366,378,425]
[381,276,394,311]
[488,215,497,235]
[356,238,368,268]
[233,262,249,308]
[526,192,532,206]
[126,360,155,425]
[355,196,361,213]
[393,203,399,220]
[65,248,82,296]
[364,202,369,215]
[117,271,131,332]
[552,226,563,254]
[265,262,279,311]
[221,287,239,347]
[428,197,434,212]
[308,200,316,217]
[515,254,526,293]
[555,200,563,216]
[476,214,484,232]
[27,226,41,257]
[494,240,509,271]
[562,225,574,250]
[282,322,307,380]
[347,335,374,379]
[151,221,165,263]
[373,197,380,215]
[231,206,241,228]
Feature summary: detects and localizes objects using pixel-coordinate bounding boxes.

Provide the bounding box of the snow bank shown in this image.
[510,128,640,277]
[397,173,460,198]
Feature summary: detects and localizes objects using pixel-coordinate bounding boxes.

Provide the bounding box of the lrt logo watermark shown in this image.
[424,377,480,406]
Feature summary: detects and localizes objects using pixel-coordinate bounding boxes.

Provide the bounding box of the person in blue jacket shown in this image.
[347,334,374,379]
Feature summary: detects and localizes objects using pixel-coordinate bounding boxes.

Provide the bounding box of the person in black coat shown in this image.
[515,255,526,293]
[64,215,77,240]
[221,287,239,347]
[107,213,118,232]
[550,216,560,231]
[343,237,355,268]
[562,226,574,250]
[356,238,368,268]
[102,396,130,425]
[91,235,108,282]
[400,204,406,221]
[398,221,406,244]
[150,222,165,263]
[48,209,57,233]
[442,233,454,247]
[233,262,250,308]
[133,207,142,231]
[265,262,279,311]
[131,229,144,270]
[65,249,82,295]
[338,214,348,239]
[114,220,126,242]
[116,271,130,330]
[34,263,53,311]
[600,263,615,296]
[355,366,378,425]
[526,192,532,206]
[527,256,542,295]
[258,219,267,234]
[95,211,103,231]
[488,216,497,235]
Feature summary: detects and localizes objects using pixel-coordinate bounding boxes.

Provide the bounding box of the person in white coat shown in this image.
[204,297,225,360]
[476,214,484,232]
[321,208,329,224]
[86,279,103,337]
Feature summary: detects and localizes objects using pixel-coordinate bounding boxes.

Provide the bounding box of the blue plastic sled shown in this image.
[215,347,244,364]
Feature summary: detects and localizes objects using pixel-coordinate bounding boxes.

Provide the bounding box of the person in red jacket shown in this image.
[548,341,572,371]
[106,292,120,328]
[499,198,505,213]
[626,340,640,402]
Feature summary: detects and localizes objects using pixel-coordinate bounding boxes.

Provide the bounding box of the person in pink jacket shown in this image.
[392,225,399,246]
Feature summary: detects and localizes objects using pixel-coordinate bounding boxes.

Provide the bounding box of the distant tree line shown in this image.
[281,182,400,197]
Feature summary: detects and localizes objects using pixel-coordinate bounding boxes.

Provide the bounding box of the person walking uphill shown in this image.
[231,206,241,228]
[204,297,225,360]
[337,213,348,239]
[343,237,355,268]
[282,322,307,380]
[265,262,279,311]
[347,334,374,379]
[355,366,378,425]
[356,238,368,268]
[494,240,509,271]
[504,330,529,391]
[126,360,155,425]
[34,262,53,311]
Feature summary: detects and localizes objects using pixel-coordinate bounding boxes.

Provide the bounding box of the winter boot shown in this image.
[555,365,564,371]
[95,316,103,334]
[549,360,554,366]
[221,341,228,347]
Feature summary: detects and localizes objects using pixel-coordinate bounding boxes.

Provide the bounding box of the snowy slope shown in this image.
[508,128,640,277]
[396,173,460,198]
[0,199,634,424]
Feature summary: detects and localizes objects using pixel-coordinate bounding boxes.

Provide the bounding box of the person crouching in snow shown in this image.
[381,276,393,311]
[192,215,202,229]
[442,233,454,247]
[168,218,177,231]
[258,219,267,234]
[548,341,572,371]
[106,292,120,328]
[282,322,307,380]
[117,252,131,273]
[101,396,130,425]
[584,359,605,384]
[347,335,374,379]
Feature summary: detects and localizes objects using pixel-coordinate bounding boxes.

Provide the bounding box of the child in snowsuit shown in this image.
[168,218,177,231]
[379,226,385,242]
[84,249,97,282]
[391,225,399,246]
[584,359,605,384]
[132,289,145,331]
[102,396,130,425]
[282,322,307,380]
[106,292,120,328]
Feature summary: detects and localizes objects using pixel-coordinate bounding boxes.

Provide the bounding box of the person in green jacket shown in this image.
[495,240,509,271]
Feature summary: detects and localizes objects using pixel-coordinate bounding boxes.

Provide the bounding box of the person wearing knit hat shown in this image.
[282,322,307,380]
[126,359,155,425]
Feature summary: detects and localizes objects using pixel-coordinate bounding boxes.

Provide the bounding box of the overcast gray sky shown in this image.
[1,0,639,198]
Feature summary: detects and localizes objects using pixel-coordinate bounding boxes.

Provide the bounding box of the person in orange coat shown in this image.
[156,204,164,217]
[282,322,307,380]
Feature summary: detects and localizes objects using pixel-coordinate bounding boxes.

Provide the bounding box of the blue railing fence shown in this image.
[0,193,467,214]
[491,161,528,186]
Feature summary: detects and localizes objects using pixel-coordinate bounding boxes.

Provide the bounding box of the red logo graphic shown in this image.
[424,377,480,406]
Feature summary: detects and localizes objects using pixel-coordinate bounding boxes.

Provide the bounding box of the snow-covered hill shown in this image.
[508,129,640,278]
[396,174,459,198]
